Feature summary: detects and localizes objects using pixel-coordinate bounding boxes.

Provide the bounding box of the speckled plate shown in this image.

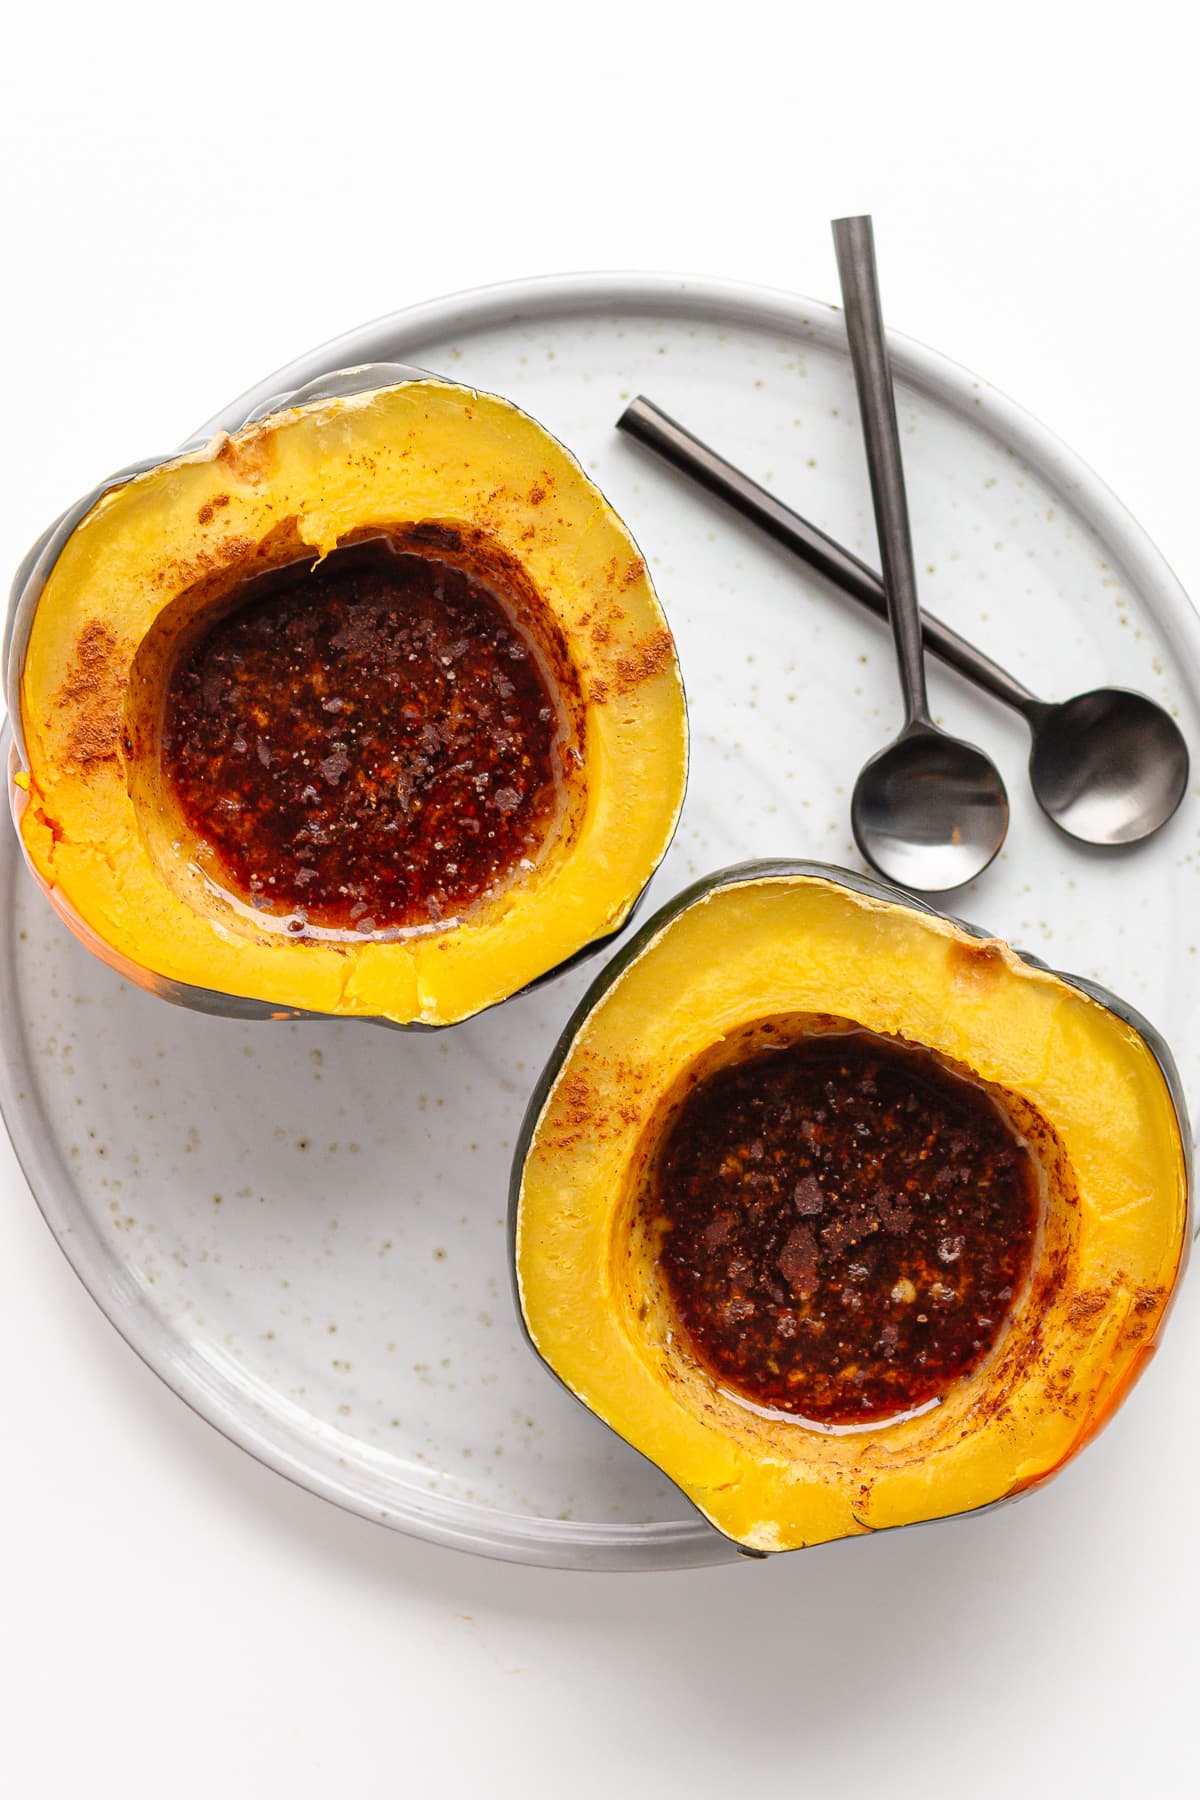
[2,274,1199,1570]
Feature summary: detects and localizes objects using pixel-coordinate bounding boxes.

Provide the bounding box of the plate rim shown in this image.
[198,270,1200,678]
[3,270,1197,1571]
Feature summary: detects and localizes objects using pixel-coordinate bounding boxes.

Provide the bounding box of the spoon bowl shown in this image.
[852,723,1010,891]
[1029,687,1189,845]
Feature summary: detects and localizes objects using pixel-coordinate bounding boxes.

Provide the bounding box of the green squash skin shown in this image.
[507,858,1194,1555]
[3,716,670,1029]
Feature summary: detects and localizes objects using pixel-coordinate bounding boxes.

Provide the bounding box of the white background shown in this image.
[2,4,1197,1795]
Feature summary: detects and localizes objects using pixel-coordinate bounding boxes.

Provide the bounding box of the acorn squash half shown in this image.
[6,377,687,1025]
[511,861,1191,1554]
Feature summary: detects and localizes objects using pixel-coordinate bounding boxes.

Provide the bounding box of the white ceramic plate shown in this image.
[3,274,1198,1570]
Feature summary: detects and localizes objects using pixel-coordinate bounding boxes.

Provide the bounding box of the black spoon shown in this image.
[832,215,1010,890]
[616,394,1189,850]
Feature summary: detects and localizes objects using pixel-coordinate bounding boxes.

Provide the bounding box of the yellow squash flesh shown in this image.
[513,870,1190,1553]
[13,380,687,1025]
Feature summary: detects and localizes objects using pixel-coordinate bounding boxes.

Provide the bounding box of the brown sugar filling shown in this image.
[647,1022,1041,1426]
[160,534,572,936]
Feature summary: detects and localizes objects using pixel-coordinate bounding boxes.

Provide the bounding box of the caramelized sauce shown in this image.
[649,1025,1039,1425]
[162,538,567,935]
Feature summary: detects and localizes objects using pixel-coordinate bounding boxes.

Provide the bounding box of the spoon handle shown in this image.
[833,215,931,729]
[616,397,1041,718]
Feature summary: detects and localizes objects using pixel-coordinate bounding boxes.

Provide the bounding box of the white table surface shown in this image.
[3,5,1197,1794]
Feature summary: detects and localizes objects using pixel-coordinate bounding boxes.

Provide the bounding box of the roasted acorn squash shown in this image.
[511,861,1191,1554]
[7,377,687,1025]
